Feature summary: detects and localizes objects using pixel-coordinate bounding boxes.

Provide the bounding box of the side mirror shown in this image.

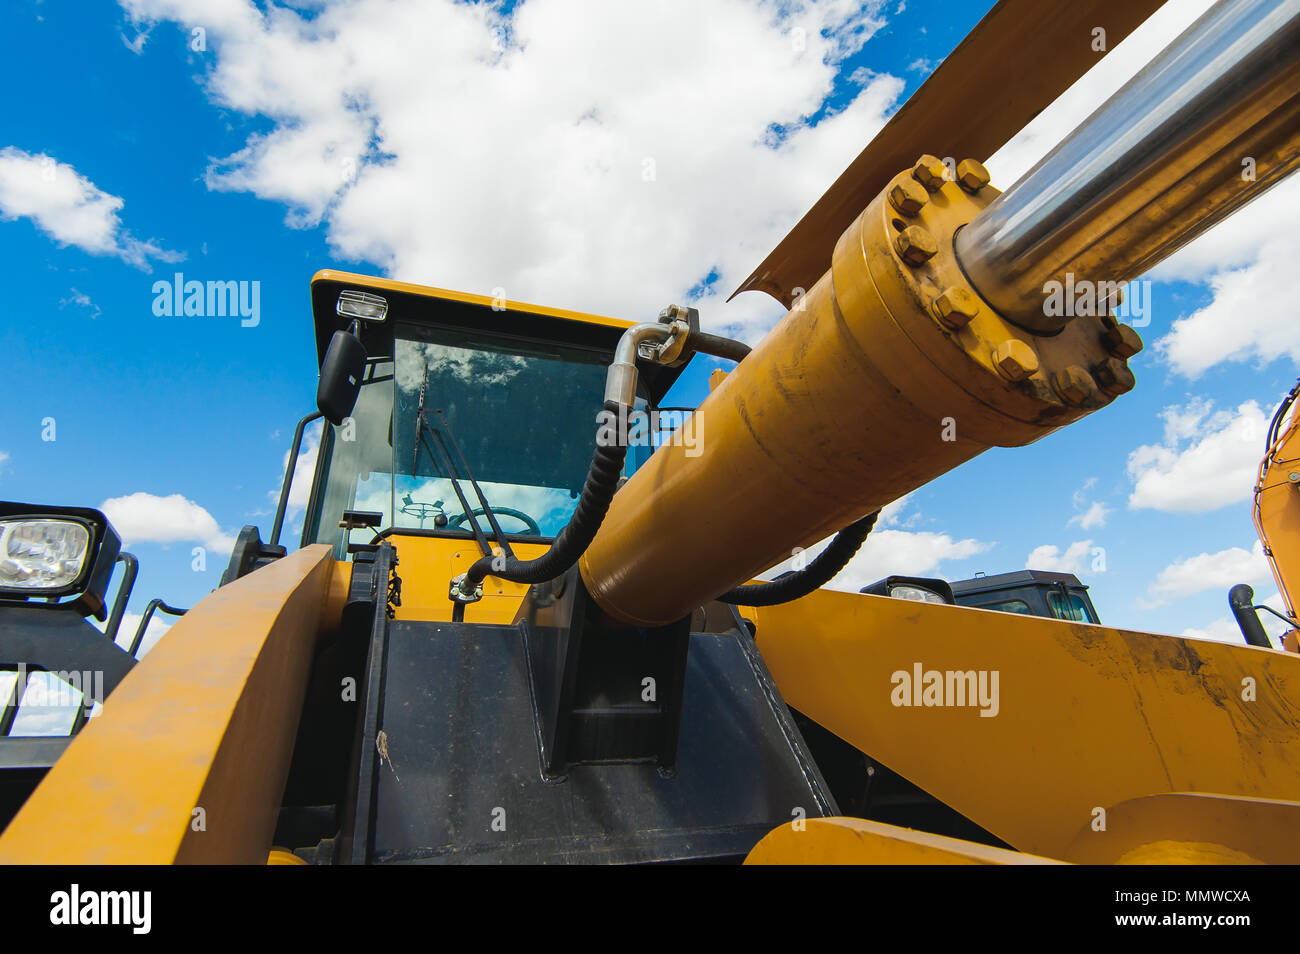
[317,329,367,425]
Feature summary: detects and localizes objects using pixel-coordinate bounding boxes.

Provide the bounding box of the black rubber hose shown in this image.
[716,510,880,606]
[463,402,627,588]
[689,330,751,364]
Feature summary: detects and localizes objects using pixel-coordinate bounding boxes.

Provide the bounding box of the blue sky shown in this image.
[2,0,1297,651]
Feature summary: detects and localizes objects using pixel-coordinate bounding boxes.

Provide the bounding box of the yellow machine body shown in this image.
[4,0,1298,869]
[1256,402,1300,638]
[581,161,1140,627]
[743,588,1300,863]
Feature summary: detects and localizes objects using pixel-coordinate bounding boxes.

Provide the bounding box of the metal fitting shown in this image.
[449,573,484,604]
[606,322,675,408]
[1092,357,1136,397]
[930,287,980,328]
[956,159,991,193]
[1052,365,1096,405]
[895,226,938,266]
[1100,317,1144,358]
[992,340,1038,382]
[888,177,929,217]
[911,154,948,192]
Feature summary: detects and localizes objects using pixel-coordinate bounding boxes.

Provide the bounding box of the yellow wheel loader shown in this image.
[1,0,1299,865]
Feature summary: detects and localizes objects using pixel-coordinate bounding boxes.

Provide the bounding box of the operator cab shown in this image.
[949,569,1101,623]
[301,272,686,558]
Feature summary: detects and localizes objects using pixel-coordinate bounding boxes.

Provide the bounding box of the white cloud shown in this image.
[1127,400,1268,513]
[1155,217,1300,377]
[100,491,236,557]
[118,0,900,342]
[760,498,991,592]
[0,146,181,268]
[1181,616,1249,645]
[1025,540,1095,576]
[1144,539,1272,606]
[59,287,102,319]
[1069,501,1110,531]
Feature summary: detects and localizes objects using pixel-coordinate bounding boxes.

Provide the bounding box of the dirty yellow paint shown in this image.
[749,589,1300,860]
[0,546,345,864]
[1061,792,1300,864]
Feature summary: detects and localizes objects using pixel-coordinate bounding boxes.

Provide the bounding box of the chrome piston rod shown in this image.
[955,0,1300,333]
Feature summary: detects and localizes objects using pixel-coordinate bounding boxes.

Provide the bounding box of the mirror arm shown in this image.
[270,410,325,548]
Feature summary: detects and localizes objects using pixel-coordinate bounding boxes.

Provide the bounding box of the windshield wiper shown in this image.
[411,360,515,562]
[432,408,516,561]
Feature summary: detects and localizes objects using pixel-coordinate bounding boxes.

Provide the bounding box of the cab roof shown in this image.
[949,569,1090,597]
[309,270,686,403]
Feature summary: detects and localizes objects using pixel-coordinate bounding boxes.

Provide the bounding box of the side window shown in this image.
[971,599,1034,615]
[2,669,87,738]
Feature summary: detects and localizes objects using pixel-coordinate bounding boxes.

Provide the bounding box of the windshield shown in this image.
[306,321,614,554]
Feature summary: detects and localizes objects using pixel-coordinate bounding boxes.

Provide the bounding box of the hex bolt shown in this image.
[931,287,979,328]
[992,340,1038,382]
[956,158,991,193]
[1053,365,1096,405]
[1100,316,1144,358]
[911,154,948,193]
[888,176,930,217]
[1092,357,1136,397]
[895,225,938,265]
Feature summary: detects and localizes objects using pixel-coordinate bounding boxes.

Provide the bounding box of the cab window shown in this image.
[1048,590,1098,623]
[971,599,1034,615]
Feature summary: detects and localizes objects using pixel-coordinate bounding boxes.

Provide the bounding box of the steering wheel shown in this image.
[447,507,542,536]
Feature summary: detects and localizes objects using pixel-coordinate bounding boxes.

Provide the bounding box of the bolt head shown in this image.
[1053,365,1096,405]
[931,287,979,328]
[956,158,991,193]
[911,154,947,193]
[894,225,938,265]
[1092,357,1136,397]
[992,340,1038,382]
[1101,318,1144,358]
[888,177,929,217]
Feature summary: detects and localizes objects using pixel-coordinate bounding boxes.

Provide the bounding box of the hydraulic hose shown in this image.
[688,330,751,364]
[716,510,880,606]
[461,401,628,591]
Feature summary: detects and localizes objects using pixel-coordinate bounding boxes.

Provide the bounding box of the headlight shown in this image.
[860,574,956,605]
[0,519,91,589]
[337,289,388,322]
[0,503,121,619]
[889,583,949,604]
